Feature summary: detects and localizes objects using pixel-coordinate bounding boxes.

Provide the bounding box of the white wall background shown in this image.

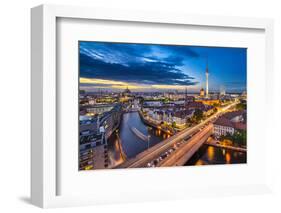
[0,0,280,212]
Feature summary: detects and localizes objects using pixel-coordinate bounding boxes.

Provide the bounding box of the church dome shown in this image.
[124,86,131,93]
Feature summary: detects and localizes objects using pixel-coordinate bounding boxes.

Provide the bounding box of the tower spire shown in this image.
[205,57,209,98]
[206,57,209,74]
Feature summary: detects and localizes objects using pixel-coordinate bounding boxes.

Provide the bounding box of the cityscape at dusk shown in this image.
[79,41,247,170]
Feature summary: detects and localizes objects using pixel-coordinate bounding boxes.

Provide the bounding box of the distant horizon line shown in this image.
[80,89,246,94]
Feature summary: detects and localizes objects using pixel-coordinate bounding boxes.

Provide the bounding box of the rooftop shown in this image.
[174,109,194,119]
[223,110,245,120]
[214,110,247,131]
[214,116,235,128]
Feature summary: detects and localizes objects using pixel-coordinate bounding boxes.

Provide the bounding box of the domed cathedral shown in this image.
[122,86,131,96]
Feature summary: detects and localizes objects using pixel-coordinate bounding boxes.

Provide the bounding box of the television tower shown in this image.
[205,57,209,98]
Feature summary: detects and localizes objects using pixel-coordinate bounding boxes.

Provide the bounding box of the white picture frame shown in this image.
[31,4,274,208]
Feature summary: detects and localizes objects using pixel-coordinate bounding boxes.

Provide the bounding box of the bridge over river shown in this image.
[114,101,241,168]
[116,122,213,168]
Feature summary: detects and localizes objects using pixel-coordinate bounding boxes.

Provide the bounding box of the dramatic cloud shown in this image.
[79,42,247,92]
[79,42,199,87]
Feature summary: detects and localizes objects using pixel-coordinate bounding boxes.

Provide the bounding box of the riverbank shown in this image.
[138,110,174,136]
[110,111,167,164]
[205,140,247,152]
[185,144,247,166]
[106,111,127,168]
[115,133,127,160]
[107,131,128,168]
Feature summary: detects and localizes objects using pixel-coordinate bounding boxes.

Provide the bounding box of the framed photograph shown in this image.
[31,4,274,208]
[78,41,247,171]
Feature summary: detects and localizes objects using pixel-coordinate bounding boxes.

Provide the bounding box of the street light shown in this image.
[147,135,151,150]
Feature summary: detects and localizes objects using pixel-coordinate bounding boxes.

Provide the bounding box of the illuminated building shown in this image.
[79,104,122,170]
[197,99,220,106]
[200,88,205,97]
[122,86,131,97]
[79,130,108,170]
[82,104,114,115]
[213,110,246,136]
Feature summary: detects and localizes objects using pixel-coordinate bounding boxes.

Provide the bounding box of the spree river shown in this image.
[107,112,170,167]
[107,112,246,168]
[185,145,246,166]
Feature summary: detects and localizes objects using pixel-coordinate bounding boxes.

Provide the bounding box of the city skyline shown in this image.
[79,41,247,170]
[79,41,247,93]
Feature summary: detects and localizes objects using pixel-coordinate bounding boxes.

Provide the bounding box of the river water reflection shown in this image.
[185,145,247,166]
[107,111,246,168]
[107,112,169,167]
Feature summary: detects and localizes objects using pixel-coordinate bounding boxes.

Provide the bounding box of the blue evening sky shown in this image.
[79,41,246,93]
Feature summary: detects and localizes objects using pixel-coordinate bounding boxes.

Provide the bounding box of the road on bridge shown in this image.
[158,124,213,167]
[116,101,239,168]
